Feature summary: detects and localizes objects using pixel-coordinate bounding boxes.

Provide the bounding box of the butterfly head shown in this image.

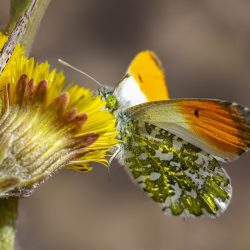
[98,85,119,112]
[106,94,118,110]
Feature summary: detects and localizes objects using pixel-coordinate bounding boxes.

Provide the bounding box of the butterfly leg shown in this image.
[108,144,121,167]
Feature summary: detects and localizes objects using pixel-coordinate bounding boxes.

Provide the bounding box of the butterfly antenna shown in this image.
[58,59,103,88]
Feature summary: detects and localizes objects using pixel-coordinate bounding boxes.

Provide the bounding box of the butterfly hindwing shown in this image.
[118,120,231,217]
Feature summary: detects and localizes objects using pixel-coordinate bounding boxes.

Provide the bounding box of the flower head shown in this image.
[0,33,118,197]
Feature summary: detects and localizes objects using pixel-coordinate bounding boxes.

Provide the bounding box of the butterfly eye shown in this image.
[106,95,118,110]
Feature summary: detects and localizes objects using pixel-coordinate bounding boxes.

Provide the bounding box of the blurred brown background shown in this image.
[1,0,250,249]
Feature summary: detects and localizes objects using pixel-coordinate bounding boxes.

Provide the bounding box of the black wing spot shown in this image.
[194,109,199,118]
[138,74,143,83]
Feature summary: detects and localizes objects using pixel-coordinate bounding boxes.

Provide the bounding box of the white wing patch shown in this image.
[113,75,147,110]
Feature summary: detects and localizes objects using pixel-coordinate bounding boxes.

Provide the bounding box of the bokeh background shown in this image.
[1,0,250,249]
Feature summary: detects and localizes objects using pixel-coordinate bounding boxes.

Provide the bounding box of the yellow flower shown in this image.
[0,33,118,197]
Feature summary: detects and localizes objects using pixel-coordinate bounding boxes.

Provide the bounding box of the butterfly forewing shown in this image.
[118,120,232,217]
[113,51,169,110]
[128,99,250,161]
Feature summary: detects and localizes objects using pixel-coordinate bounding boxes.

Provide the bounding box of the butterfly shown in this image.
[100,51,250,218]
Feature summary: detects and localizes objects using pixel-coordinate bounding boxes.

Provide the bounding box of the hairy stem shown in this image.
[7,0,31,32]
[7,0,51,55]
[0,197,18,250]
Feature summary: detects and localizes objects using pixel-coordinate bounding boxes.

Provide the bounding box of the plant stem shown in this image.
[0,197,18,250]
[7,0,51,55]
[7,0,31,33]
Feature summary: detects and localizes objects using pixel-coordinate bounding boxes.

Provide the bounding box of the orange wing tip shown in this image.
[229,102,250,150]
[181,100,250,160]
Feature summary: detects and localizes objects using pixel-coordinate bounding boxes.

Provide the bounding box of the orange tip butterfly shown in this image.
[99,51,250,218]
